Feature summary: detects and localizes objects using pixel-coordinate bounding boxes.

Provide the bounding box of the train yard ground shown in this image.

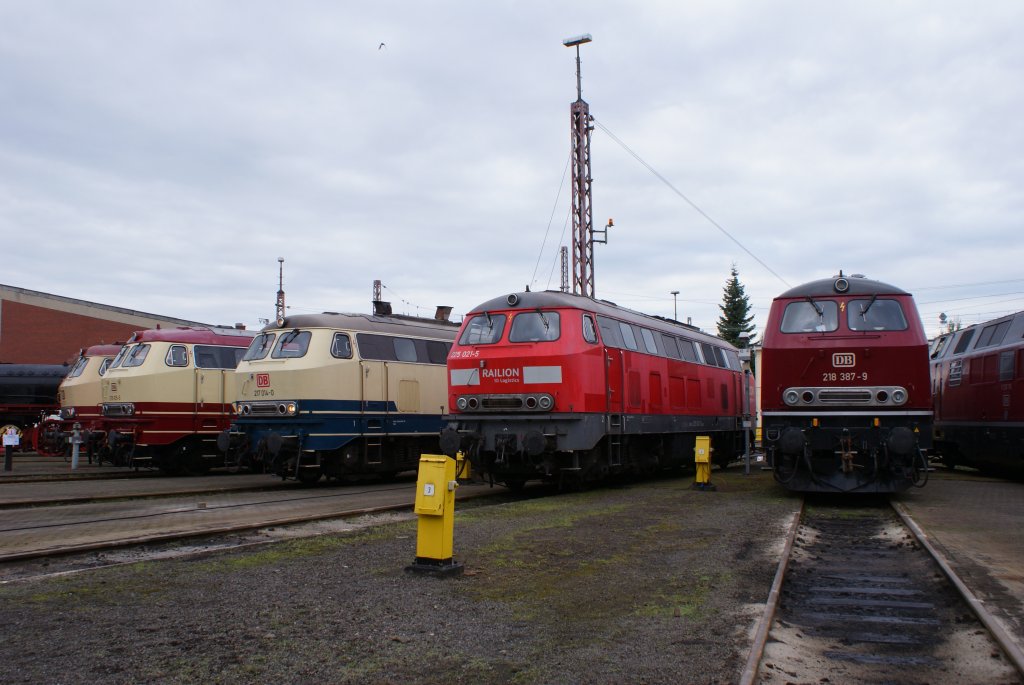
[0,456,1022,684]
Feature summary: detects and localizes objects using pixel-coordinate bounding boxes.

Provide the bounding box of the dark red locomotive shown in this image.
[931,310,1024,477]
[440,290,747,489]
[761,273,931,493]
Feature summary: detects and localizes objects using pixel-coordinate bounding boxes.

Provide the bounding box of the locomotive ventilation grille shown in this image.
[456,393,554,413]
[237,400,298,417]
[783,386,908,407]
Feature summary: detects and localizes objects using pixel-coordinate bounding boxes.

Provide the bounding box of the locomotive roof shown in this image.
[81,343,124,357]
[466,290,732,347]
[128,327,257,346]
[776,275,910,300]
[265,312,459,339]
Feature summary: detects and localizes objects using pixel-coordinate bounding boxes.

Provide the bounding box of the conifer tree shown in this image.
[717,264,756,347]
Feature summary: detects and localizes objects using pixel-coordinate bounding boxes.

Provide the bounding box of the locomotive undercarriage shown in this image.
[765,414,931,493]
[441,412,744,490]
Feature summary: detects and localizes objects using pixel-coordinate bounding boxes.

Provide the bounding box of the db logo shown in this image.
[256,373,270,387]
[832,353,856,368]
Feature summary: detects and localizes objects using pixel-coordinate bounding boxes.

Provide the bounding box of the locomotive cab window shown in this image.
[67,357,88,378]
[582,315,598,344]
[509,311,560,342]
[459,314,506,345]
[272,330,312,359]
[331,333,353,359]
[98,358,113,376]
[165,345,188,367]
[195,345,243,369]
[847,298,908,331]
[122,344,151,368]
[243,333,276,361]
[780,300,838,333]
[109,346,132,369]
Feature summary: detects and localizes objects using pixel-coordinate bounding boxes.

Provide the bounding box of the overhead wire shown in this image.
[530,153,572,289]
[591,117,790,289]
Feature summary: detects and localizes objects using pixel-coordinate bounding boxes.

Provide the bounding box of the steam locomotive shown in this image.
[440,290,747,489]
[761,273,931,493]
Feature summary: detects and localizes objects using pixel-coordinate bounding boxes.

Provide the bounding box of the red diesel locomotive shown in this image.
[930,309,1024,478]
[439,290,747,489]
[100,326,255,474]
[761,273,931,493]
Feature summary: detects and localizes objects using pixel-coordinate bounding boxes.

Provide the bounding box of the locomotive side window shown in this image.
[165,345,188,367]
[725,349,741,370]
[677,338,699,362]
[426,341,451,364]
[929,334,951,359]
[618,322,638,351]
[509,311,560,342]
[331,333,353,359]
[700,343,721,367]
[847,298,908,331]
[459,314,506,345]
[195,345,244,369]
[122,344,151,368]
[780,300,838,333]
[999,351,1014,382]
[640,328,659,355]
[98,358,113,376]
[713,347,729,368]
[582,315,598,344]
[952,329,976,354]
[272,330,312,359]
[661,335,680,359]
[243,333,276,361]
[394,338,417,362]
[976,320,1011,348]
[596,316,624,348]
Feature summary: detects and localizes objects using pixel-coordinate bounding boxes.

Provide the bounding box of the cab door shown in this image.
[194,368,229,433]
[360,360,388,465]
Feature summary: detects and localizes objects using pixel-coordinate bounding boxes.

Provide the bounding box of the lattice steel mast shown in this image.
[275,257,286,326]
[564,33,595,298]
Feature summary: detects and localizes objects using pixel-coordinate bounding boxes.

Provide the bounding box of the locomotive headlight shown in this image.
[277,402,298,416]
[891,388,907,405]
[784,389,800,406]
[467,397,479,409]
[525,396,538,409]
[456,396,468,411]
[538,394,554,410]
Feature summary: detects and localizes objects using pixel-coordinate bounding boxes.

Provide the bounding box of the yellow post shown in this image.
[693,435,716,491]
[406,454,464,576]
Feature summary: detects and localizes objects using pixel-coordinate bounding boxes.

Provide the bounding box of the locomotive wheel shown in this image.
[296,468,322,485]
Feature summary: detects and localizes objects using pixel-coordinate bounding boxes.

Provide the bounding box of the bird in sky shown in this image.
[378,42,386,50]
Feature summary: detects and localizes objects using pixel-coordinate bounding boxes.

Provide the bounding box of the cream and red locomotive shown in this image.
[761,273,931,493]
[0,364,68,451]
[931,309,1024,477]
[100,326,255,474]
[219,309,458,483]
[440,290,747,489]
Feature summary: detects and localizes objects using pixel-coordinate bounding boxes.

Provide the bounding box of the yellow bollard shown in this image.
[693,435,717,491]
[405,454,464,576]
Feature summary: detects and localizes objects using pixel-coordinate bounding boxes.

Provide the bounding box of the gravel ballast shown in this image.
[0,469,799,684]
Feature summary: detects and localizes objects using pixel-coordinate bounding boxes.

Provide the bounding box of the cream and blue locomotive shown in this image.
[219,309,458,483]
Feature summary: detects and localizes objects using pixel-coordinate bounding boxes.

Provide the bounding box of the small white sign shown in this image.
[423,483,435,497]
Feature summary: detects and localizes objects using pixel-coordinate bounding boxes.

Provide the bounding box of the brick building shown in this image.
[1,284,212,364]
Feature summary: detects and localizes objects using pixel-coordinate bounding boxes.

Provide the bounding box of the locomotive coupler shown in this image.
[839,431,856,474]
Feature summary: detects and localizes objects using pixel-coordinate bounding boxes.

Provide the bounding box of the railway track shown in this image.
[743,497,1024,684]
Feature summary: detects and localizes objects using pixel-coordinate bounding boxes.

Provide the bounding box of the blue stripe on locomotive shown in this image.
[231,398,443,451]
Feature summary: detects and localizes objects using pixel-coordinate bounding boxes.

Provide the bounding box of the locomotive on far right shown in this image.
[930,309,1024,478]
[761,272,931,493]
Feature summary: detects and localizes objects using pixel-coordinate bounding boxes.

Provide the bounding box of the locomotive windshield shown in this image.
[459,313,506,345]
[243,332,276,361]
[272,330,312,358]
[780,300,839,333]
[509,311,560,342]
[122,344,151,368]
[67,356,89,378]
[847,298,907,331]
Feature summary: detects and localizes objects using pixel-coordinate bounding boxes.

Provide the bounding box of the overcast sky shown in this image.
[3,1,1022,340]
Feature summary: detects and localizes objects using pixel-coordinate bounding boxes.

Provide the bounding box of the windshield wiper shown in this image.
[537,309,549,330]
[484,312,492,328]
[805,296,823,316]
[860,294,878,318]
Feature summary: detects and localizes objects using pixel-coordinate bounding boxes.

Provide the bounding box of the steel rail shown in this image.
[892,500,1024,679]
[738,497,805,685]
